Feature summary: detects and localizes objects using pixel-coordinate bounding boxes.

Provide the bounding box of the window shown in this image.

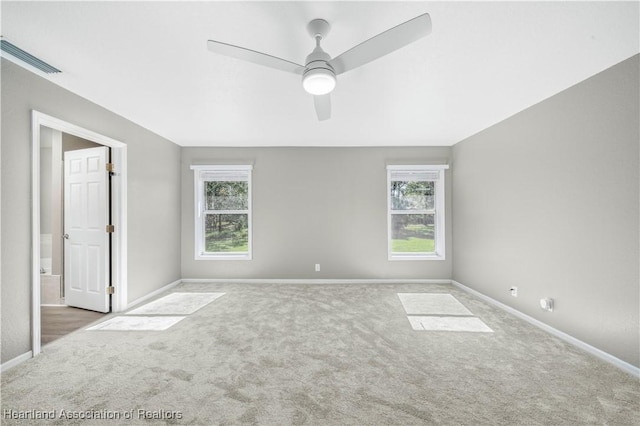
[191,165,252,260]
[387,165,447,260]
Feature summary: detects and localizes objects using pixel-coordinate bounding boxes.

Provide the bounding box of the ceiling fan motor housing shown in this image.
[302,19,336,95]
[302,45,336,95]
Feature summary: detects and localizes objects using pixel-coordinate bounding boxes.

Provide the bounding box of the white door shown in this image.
[64,146,110,313]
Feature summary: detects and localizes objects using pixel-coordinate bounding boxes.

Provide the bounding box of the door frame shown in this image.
[31,110,128,356]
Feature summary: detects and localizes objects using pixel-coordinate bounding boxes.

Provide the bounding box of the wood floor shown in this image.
[41,306,106,345]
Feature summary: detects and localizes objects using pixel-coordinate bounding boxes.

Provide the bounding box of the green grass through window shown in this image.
[392,237,435,253]
[392,223,435,253]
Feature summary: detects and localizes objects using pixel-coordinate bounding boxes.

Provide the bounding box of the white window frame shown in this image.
[191,165,253,260]
[387,165,448,260]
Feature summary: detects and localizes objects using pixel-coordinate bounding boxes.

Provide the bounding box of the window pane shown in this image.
[205,181,248,211]
[391,214,434,253]
[390,181,434,210]
[205,214,248,253]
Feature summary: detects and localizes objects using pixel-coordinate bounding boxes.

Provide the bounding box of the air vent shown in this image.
[0,39,61,74]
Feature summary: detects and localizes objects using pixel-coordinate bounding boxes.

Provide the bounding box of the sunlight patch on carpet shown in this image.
[126,292,225,315]
[398,293,473,316]
[407,316,493,332]
[86,316,186,331]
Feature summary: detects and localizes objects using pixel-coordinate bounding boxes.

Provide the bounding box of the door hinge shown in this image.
[107,286,115,295]
[106,224,115,233]
[106,163,115,173]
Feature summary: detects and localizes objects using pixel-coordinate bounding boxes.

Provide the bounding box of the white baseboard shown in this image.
[1,351,33,372]
[181,278,452,285]
[451,280,640,378]
[126,279,182,310]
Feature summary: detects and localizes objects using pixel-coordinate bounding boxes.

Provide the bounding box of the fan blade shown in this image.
[207,40,305,75]
[329,13,431,75]
[314,94,331,121]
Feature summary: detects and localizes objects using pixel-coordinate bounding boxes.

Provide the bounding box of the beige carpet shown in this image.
[2,282,639,425]
[86,316,186,331]
[125,292,225,315]
[397,293,473,315]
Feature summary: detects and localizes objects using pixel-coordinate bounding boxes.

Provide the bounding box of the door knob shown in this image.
[63,234,69,239]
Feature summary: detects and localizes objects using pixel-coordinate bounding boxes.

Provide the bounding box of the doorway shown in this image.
[31,111,128,355]
[39,131,107,344]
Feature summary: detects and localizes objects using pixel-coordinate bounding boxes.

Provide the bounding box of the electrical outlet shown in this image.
[540,298,554,312]
[510,287,518,297]
[315,264,321,272]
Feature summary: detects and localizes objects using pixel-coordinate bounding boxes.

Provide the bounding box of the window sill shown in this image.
[195,253,252,261]
[389,253,445,261]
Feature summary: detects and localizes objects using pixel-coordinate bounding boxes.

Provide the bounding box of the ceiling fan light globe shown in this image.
[302,69,336,95]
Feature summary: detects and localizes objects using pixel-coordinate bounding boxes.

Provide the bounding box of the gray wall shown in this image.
[182,147,452,280]
[452,55,640,367]
[39,143,52,235]
[1,59,182,363]
[62,133,101,151]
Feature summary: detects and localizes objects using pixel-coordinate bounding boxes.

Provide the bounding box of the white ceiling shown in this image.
[2,1,638,147]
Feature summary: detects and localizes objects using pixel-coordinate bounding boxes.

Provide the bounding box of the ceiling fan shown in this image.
[207,13,432,121]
